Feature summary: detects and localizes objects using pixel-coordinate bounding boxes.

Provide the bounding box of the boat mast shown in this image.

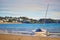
[44,4,50,36]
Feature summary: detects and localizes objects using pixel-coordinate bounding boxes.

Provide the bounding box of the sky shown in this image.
[0,0,60,19]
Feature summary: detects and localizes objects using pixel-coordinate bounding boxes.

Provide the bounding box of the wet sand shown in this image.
[0,34,60,40]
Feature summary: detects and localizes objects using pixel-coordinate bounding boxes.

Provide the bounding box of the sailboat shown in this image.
[32,28,47,36]
[32,4,50,37]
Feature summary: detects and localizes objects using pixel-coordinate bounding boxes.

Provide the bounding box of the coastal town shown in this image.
[0,16,60,24]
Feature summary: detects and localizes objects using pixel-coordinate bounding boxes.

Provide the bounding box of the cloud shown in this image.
[0,0,60,19]
[1,0,60,12]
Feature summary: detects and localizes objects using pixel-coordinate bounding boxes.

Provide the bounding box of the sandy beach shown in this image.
[0,34,60,40]
[0,22,22,24]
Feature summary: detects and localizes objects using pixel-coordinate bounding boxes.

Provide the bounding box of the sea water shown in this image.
[0,23,60,33]
[0,23,60,37]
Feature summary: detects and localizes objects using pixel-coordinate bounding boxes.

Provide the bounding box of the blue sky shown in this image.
[0,0,60,19]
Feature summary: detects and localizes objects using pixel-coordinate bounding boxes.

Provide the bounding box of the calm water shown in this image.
[0,23,60,33]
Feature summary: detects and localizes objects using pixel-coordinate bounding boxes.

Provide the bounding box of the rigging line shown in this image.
[45,3,49,18]
[44,3,49,24]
